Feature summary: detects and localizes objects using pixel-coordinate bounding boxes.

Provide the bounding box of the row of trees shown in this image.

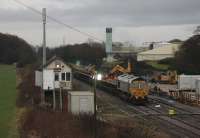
[1,32,199,75]
[37,43,106,66]
[174,35,200,74]
[0,33,36,67]
[0,33,106,67]
[159,35,200,74]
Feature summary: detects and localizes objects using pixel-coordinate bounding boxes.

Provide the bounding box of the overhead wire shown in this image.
[13,0,103,42]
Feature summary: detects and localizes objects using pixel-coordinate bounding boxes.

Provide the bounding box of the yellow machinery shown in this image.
[104,60,132,80]
[168,70,178,84]
[155,70,177,84]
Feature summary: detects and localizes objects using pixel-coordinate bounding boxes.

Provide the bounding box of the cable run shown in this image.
[13,0,103,42]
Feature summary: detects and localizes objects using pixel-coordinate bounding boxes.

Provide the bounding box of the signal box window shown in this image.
[66,73,71,81]
[55,73,59,81]
[61,73,65,81]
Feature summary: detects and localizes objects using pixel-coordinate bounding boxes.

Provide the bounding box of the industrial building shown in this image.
[137,43,180,61]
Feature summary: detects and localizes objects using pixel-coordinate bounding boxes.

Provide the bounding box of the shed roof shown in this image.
[68,91,94,96]
[138,44,180,55]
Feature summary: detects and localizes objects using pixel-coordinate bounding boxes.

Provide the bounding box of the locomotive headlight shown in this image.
[97,73,102,81]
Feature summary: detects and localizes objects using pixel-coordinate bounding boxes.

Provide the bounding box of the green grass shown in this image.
[0,64,17,137]
[146,61,169,71]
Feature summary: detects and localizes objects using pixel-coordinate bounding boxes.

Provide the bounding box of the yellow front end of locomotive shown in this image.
[129,81,149,99]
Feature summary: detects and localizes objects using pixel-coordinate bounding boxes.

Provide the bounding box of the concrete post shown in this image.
[60,88,63,111]
[41,89,45,105]
[93,72,97,138]
[53,90,56,110]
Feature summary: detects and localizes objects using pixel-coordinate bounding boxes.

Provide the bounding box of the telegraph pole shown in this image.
[42,8,46,66]
[41,8,46,105]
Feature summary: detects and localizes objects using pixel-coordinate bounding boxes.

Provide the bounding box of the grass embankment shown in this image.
[0,65,18,137]
[146,61,169,71]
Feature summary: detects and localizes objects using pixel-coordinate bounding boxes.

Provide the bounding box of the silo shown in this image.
[106,28,112,54]
[106,28,113,62]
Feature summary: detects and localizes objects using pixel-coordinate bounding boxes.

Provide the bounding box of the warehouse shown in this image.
[137,43,180,61]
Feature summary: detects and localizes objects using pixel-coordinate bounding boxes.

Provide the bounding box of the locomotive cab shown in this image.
[117,74,149,102]
[129,79,149,100]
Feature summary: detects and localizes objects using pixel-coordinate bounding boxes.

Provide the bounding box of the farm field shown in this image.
[0,65,17,137]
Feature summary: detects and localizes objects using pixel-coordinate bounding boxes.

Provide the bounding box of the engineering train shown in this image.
[73,66,149,104]
[115,74,149,103]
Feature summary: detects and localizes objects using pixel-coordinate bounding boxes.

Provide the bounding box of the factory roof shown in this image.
[138,43,180,55]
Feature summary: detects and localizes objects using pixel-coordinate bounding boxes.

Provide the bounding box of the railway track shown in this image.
[147,96,200,129]
[129,104,200,137]
[148,95,200,114]
[73,70,200,137]
[98,90,200,137]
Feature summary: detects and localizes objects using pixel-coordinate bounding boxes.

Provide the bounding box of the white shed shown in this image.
[178,75,200,90]
[196,79,200,94]
[68,91,94,115]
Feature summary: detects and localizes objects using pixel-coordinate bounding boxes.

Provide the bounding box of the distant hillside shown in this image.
[0,33,36,66]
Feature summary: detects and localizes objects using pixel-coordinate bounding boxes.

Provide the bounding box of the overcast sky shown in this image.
[0,0,199,47]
